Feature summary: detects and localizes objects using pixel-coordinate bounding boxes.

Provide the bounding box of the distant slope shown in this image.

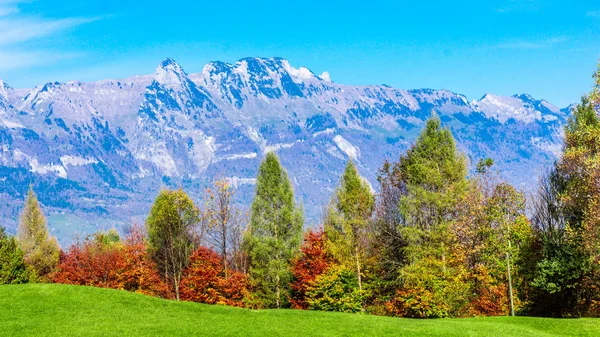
[0,58,570,242]
[0,284,598,337]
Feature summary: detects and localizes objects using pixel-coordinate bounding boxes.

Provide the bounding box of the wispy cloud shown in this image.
[0,17,97,46]
[0,6,18,17]
[0,51,82,72]
[490,36,568,50]
[0,0,97,73]
[495,0,540,13]
[587,10,600,18]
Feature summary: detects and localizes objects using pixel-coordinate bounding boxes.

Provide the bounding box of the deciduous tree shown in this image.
[180,246,248,307]
[146,189,200,300]
[290,229,332,309]
[203,179,245,276]
[52,227,169,297]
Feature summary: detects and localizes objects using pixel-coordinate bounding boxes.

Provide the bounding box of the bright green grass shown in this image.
[0,284,598,337]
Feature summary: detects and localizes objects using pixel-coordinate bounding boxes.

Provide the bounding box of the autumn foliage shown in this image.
[51,228,170,298]
[290,229,332,309]
[180,246,248,307]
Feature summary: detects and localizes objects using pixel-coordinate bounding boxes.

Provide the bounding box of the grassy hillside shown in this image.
[0,284,598,337]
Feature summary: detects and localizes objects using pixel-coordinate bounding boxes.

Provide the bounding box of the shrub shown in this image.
[387,286,450,318]
[52,228,169,297]
[305,266,363,313]
[463,266,509,316]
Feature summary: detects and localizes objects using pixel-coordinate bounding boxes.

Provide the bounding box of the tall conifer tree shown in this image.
[243,152,303,308]
[386,116,470,317]
[17,186,60,281]
[326,160,374,293]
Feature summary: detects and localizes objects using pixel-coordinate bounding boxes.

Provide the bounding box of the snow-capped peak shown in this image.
[0,78,11,99]
[472,93,543,123]
[513,93,536,103]
[154,58,188,87]
[281,60,315,82]
[319,71,332,82]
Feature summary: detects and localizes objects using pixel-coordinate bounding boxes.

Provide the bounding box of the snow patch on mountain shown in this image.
[1,119,23,129]
[14,150,67,178]
[471,93,558,123]
[155,58,188,88]
[0,79,10,100]
[319,72,332,82]
[216,152,258,161]
[282,60,315,82]
[30,160,67,179]
[333,135,359,160]
[264,141,299,154]
[312,128,335,137]
[60,156,99,167]
[227,176,257,187]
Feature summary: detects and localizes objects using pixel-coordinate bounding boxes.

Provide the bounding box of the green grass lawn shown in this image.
[0,284,598,337]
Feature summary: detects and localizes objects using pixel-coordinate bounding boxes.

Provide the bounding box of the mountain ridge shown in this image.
[0,57,571,243]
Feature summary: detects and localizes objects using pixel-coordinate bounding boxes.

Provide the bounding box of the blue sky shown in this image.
[0,0,599,107]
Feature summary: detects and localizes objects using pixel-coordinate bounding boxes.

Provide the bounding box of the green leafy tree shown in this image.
[397,116,468,230]
[0,226,32,284]
[527,95,600,317]
[243,152,303,308]
[385,116,470,317]
[325,161,374,293]
[476,158,494,175]
[591,61,600,107]
[17,187,60,281]
[483,183,532,316]
[146,188,200,300]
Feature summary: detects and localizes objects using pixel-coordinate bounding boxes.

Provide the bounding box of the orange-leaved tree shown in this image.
[290,229,332,309]
[179,246,248,307]
[52,227,170,298]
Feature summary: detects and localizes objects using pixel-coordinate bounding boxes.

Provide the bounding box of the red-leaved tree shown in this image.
[179,246,248,307]
[52,227,170,298]
[290,229,332,309]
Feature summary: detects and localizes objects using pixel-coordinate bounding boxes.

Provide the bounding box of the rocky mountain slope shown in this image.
[0,57,569,242]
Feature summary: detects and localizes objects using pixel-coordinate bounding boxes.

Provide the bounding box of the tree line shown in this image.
[1,66,600,318]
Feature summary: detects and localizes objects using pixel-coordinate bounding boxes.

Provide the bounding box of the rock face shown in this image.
[0,57,569,241]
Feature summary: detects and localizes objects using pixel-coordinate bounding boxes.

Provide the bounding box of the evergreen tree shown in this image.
[397,116,468,230]
[146,188,200,300]
[0,226,32,284]
[325,160,374,293]
[17,186,60,281]
[243,152,303,308]
[385,116,470,317]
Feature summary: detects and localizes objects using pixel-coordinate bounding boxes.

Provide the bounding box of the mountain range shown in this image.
[0,57,570,244]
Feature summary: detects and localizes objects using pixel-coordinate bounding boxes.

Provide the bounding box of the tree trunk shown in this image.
[276,273,281,309]
[506,240,515,316]
[222,224,228,278]
[174,277,180,301]
[355,248,362,292]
